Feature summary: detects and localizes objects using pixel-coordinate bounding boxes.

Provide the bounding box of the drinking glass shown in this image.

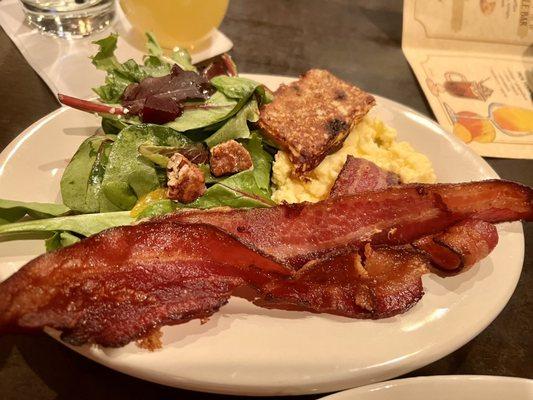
[119,0,229,50]
[20,0,115,38]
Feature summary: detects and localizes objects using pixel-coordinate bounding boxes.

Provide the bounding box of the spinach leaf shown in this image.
[137,145,172,167]
[171,47,197,72]
[91,33,121,71]
[0,199,70,225]
[91,33,169,103]
[165,77,264,133]
[45,231,81,252]
[210,76,261,99]
[136,199,177,219]
[0,211,132,239]
[189,134,274,208]
[61,135,114,213]
[246,132,273,194]
[101,117,126,135]
[99,124,198,211]
[145,31,164,57]
[198,164,223,184]
[144,32,196,77]
[204,98,259,147]
[138,142,208,167]
[165,91,239,132]
[189,170,274,209]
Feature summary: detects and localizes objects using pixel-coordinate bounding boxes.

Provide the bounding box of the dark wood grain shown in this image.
[0,1,531,399]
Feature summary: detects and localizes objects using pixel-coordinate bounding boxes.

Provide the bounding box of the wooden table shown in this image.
[0,1,531,399]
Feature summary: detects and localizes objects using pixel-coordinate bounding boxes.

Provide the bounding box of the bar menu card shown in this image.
[403,0,533,159]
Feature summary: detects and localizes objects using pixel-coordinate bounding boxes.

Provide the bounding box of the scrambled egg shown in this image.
[271,116,436,203]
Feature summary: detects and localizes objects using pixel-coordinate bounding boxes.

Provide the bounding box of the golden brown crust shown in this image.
[136,329,163,351]
[259,69,375,175]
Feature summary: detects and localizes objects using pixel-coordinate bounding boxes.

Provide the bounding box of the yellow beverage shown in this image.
[120,0,229,50]
[492,106,533,135]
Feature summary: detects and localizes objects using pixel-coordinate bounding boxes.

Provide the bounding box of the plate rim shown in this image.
[320,375,533,399]
[0,73,526,396]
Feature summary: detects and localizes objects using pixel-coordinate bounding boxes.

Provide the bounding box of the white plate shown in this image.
[320,376,533,399]
[0,74,525,396]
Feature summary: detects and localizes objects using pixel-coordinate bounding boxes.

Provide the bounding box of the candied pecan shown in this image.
[210,140,253,177]
[167,153,206,203]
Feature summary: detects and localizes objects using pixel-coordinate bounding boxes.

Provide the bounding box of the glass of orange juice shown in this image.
[120,0,229,50]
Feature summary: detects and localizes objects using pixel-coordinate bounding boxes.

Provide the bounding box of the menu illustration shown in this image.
[403,0,533,159]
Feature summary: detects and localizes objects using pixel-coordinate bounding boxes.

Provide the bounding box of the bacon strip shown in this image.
[414,219,498,271]
[0,180,530,347]
[168,180,532,269]
[0,221,427,346]
[0,223,288,347]
[329,156,400,197]
[329,157,502,271]
[257,246,429,318]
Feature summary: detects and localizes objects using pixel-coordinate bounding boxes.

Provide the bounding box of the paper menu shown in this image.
[402,0,533,159]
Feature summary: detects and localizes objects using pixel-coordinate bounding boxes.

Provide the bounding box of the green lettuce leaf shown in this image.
[91,34,148,103]
[92,33,199,103]
[198,164,223,184]
[167,77,265,133]
[165,91,239,132]
[60,135,114,213]
[45,231,81,252]
[144,32,195,76]
[99,124,199,211]
[91,34,159,102]
[91,33,121,71]
[145,31,163,57]
[171,47,197,72]
[210,76,261,99]
[189,171,274,209]
[204,98,259,147]
[136,199,177,219]
[189,133,273,208]
[246,132,273,194]
[0,211,132,239]
[0,199,70,225]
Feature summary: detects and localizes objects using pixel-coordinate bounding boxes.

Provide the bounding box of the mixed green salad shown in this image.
[0,33,277,251]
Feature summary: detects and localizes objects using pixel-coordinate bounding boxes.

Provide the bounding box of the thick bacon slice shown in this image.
[168,180,532,269]
[0,223,428,347]
[413,219,498,271]
[329,156,400,197]
[257,246,429,318]
[0,222,288,347]
[0,179,530,347]
[328,157,501,271]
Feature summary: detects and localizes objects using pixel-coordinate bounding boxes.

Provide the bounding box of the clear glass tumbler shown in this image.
[20,0,115,38]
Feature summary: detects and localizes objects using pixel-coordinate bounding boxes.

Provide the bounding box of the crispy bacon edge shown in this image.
[327,157,504,271]
[166,180,532,269]
[413,219,499,271]
[0,222,428,347]
[0,179,530,347]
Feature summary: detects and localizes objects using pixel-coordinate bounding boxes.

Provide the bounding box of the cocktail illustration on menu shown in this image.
[444,103,533,143]
[427,72,493,101]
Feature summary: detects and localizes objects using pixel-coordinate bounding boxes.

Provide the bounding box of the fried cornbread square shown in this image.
[259,69,375,175]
